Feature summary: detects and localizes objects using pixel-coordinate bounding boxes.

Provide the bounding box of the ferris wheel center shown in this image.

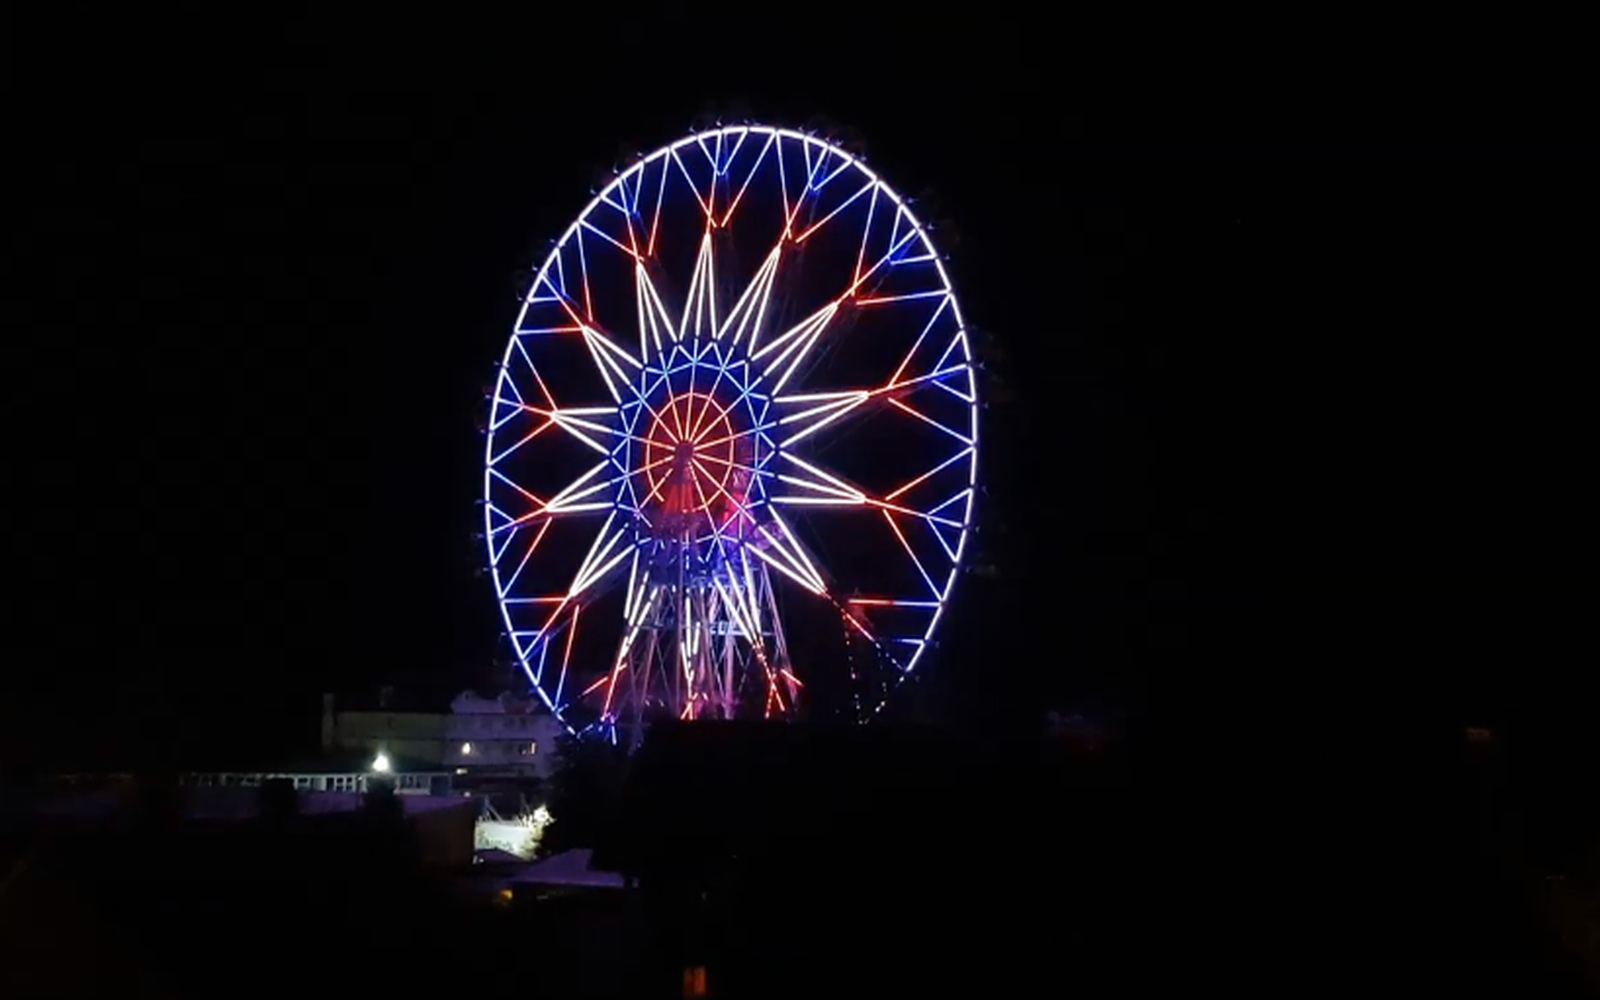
[641,390,751,537]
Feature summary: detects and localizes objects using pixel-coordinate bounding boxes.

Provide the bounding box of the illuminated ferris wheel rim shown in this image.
[483,122,980,735]
[538,127,965,306]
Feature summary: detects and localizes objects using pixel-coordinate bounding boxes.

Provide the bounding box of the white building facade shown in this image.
[324,690,565,781]
[444,691,566,779]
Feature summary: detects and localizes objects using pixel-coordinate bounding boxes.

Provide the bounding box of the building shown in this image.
[445,690,565,778]
[324,687,566,783]
[180,748,454,796]
[7,780,479,995]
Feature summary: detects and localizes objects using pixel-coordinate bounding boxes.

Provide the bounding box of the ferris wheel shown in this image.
[483,125,978,745]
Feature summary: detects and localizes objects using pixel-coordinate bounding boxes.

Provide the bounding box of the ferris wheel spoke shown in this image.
[510,404,649,454]
[880,509,942,600]
[496,518,553,597]
[783,136,836,233]
[768,450,969,530]
[513,514,638,682]
[579,218,643,263]
[542,460,620,514]
[587,584,659,718]
[567,320,644,409]
[673,147,715,221]
[567,511,637,602]
[719,130,776,227]
[690,448,769,482]
[488,415,558,466]
[749,507,828,596]
[681,232,718,344]
[851,184,881,286]
[719,243,782,349]
[766,352,971,449]
[751,300,840,396]
[634,260,679,365]
[793,178,876,244]
[743,233,948,401]
[489,406,630,465]
[513,281,648,415]
[844,220,923,297]
[691,470,827,598]
[885,396,973,446]
[487,465,621,538]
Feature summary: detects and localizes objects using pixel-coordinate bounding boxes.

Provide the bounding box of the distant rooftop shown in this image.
[505,849,626,889]
[330,687,546,716]
[36,786,474,825]
[215,748,451,775]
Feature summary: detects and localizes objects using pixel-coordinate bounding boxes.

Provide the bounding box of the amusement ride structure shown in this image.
[483,125,978,746]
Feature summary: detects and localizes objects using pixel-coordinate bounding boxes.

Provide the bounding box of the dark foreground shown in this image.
[2,723,1592,998]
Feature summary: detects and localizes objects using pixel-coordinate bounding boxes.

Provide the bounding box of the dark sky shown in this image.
[13,16,1594,775]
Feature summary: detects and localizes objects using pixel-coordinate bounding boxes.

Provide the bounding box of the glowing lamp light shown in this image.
[371,752,392,773]
[461,741,474,755]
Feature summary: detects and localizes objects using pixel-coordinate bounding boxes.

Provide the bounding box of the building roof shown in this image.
[451,690,547,715]
[329,685,451,714]
[223,748,449,775]
[505,849,625,889]
[35,786,475,824]
[330,687,554,717]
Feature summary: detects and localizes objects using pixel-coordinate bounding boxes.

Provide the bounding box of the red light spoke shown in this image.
[561,604,581,688]
[502,519,553,591]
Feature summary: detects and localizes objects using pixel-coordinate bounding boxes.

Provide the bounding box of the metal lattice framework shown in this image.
[484,125,978,745]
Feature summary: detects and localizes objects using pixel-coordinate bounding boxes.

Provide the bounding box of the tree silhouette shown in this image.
[542,734,629,853]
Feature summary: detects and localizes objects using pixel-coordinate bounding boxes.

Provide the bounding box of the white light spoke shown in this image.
[779,453,865,500]
[748,540,823,596]
[776,392,868,448]
[721,132,774,226]
[857,289,948,308]
[681,232,718,343]
[580,323,641,371]
[572,530,635,600]
[845,223,921,295]
[670,148,711,220]
[757,508,826,594]
[795,179,876,243]
[888,398,973,445]
[752,301,838,396]
[568,512,620,594]
[888,295,952,384]
[489,418,554,466]
[635,262,677,355]
[516,406,642,455]
[884,447,975,501]
[882,510,941,600]
[580,219,641,261]
[720,244,781,347]
[545,460,613,510]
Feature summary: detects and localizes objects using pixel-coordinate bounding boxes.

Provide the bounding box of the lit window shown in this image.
[529,741,537,755]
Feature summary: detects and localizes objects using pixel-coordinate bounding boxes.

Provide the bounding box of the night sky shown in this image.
[13,16,1593,786]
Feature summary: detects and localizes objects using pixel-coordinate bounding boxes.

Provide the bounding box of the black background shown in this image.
[12,13,1595,817]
